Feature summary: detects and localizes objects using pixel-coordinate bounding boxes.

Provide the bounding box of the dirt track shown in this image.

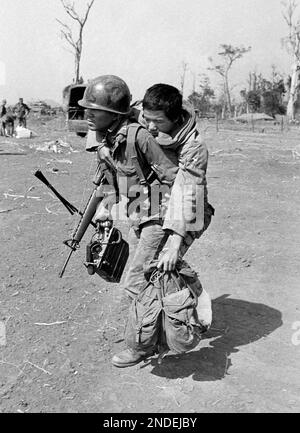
[0,115,299,413]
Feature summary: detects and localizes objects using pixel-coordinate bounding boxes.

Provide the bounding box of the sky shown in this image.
[0,0,295,105]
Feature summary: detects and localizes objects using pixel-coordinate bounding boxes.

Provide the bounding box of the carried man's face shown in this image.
[142,109,174,137]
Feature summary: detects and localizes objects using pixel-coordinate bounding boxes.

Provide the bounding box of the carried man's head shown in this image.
[79,75,131,133]
[142,84,183,137]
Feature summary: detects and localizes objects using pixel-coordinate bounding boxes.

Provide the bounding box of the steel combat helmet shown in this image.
[78,75,131,114]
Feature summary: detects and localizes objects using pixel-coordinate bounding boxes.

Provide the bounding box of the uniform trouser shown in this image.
[6,122,14,136]
[0,121,5,136]
[123,219,210,300]
[18,117,26,128]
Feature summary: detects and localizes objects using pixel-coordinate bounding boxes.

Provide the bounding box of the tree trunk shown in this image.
[224,75,232,117]
[75,55,80,84]
[221,104,226,119]
[287,61,300,121]
[75,46,82,84]
[180,63,187,95]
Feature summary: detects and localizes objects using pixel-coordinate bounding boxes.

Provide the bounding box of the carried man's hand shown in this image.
[157,247,180,272]
[157,232,183,272]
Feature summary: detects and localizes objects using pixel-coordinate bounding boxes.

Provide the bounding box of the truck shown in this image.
[62,83,88,137]
[30,100,52,115]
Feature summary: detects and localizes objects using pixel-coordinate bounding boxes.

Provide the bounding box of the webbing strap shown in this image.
[127,123,148,186]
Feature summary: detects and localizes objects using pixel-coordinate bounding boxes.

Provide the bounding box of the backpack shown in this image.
[124,260,205,358]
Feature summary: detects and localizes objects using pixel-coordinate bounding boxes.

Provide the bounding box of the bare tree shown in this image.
[57,0,95,84]
[191,71,197,93]
[180,61,188,95]
[209,44,251,117]
[282,0,300,120]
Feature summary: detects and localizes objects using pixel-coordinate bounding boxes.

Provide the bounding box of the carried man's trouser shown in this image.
[123,210,213,299]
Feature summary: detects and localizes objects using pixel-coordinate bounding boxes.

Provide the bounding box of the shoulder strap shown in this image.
[127,123,150,186]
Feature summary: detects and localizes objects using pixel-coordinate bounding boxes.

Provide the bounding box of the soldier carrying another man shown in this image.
[79,75,213,367]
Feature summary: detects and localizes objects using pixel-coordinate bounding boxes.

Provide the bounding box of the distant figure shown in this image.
[14,98,30,127]
[0,99,7,136]
[0,99,7,117]
[4,108,15,136]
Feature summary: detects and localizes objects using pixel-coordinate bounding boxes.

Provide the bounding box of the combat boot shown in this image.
[111,348,149,368]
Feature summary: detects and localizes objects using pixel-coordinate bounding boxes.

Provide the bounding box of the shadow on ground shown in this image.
[148,294,283,381]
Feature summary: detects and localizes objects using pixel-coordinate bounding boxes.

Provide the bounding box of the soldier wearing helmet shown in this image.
[80,76,213,368]
[79,75,178,217]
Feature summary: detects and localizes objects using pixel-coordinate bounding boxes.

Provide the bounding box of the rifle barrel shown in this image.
[59,248,74,278]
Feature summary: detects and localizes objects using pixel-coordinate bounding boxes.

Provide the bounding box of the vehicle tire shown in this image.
[76,132,87,137]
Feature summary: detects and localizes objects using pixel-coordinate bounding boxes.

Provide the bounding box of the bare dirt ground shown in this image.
[0,114,299,413]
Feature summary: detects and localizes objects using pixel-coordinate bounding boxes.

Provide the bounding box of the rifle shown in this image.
[34,166,129,282]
